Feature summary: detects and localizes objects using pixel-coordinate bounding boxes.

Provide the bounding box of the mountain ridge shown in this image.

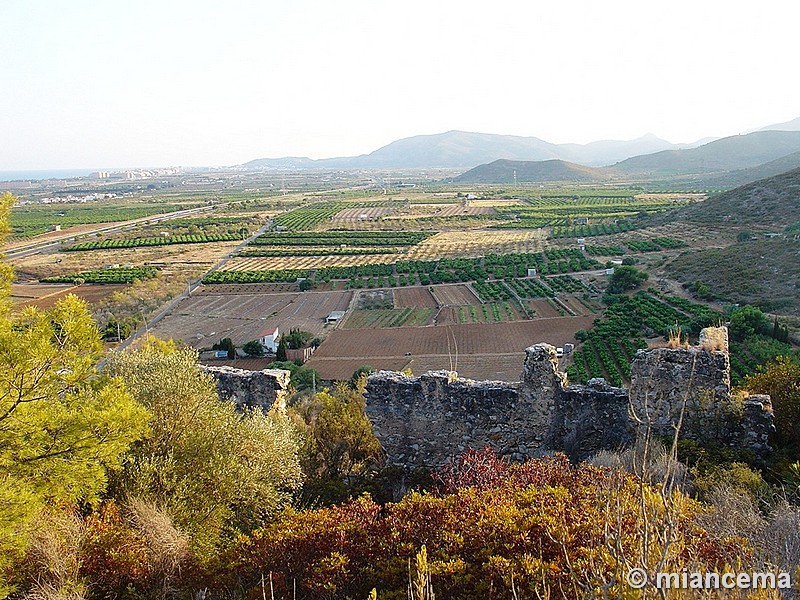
[241,130,684,171]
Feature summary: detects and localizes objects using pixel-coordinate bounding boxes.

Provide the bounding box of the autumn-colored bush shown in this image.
[224,451,747,600]
[79,501,150,595]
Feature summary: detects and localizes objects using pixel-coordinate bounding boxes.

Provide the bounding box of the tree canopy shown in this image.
[105,341,303,555]
[0,193,149,594]
[606,265,649,294]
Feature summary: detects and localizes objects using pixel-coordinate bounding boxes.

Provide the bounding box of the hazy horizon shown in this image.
[3,1,799,170]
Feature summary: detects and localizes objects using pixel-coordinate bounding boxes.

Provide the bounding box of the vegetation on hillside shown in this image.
[667,238,800,313]
[670,166,800,227]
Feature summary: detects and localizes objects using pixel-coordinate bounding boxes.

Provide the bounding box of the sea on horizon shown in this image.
[0,169,95,182]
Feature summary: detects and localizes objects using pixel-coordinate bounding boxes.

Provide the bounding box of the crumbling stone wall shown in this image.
[547,378,632,460]
[365,370,530,468]
[203,365,290,413]
[628,327,772,455]
[365,327,774,468]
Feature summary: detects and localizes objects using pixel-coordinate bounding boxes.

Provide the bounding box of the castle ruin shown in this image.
[203,327,774,469]
[364,327,774,467]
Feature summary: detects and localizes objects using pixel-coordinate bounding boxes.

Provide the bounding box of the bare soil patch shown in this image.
[150,289,353,348]
[393,286,438,308]
[12,282,126,310]
[527,298,562,318]
[431,284,481,306]
[306,316,595,381]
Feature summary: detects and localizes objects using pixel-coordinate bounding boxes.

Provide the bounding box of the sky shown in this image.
[2,0,799,169]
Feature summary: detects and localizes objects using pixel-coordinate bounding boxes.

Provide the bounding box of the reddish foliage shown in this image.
[434,447,614,493]
[80,501,150,593]
[220,450,725,600]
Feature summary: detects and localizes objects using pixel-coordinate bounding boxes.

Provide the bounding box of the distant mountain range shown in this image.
[241,130,692,171]
[241,117,800,188]
[453,131,800,187]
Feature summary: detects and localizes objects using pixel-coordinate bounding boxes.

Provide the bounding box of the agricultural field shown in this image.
[41,266,159,284]
[249,231,432,247]
[434,301,524,325]
[305,317,596,381]
[195,283,300,294]
[10,282,127,310]
[62,233,244,251]
[223,254,397,271]
[527,298,563,319]
[343,308,436,329]
[148,289,353,348]
[9,238,240,282]
[330,206,398,221]
[430,284,481,306]
[8,200,203,239]
[491,190,697,231]
[403,230,548,260]
[393,286,439,308]
[384,204,495,219]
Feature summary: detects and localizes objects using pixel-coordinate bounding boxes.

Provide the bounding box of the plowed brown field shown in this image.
[150,289,353,347]
[393,287,438,308]
[12,283,126,310]
[305,316,594,381]
[431,284,481,306]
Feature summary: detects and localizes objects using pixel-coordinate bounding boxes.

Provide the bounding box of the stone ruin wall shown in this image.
[200,327,774,469]
[202,365,290,412]
[365,327,775,468]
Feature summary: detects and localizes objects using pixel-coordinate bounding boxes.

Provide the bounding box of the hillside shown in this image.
[758,116,800,132]
[612,130,800,176]
[452,158,611,183]
[694,151,800,190]
[664,167,800,314]
[667,237,800,314]
[671,166,800,227]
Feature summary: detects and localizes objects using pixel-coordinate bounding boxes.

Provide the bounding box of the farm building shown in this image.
[326,310,346,324]
[258,326,280,353]
[286,346,315,363]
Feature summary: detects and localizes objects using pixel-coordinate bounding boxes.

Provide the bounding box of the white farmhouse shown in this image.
[258,326,280,353]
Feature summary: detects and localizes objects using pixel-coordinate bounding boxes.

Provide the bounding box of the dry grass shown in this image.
[23,510,87,600]
[666,324,688,348]
[590,438,691,494]
[699,326,729,352]
[127,498,189,586]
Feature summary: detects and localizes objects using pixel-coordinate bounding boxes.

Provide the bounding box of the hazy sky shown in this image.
[2,0,799,169]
